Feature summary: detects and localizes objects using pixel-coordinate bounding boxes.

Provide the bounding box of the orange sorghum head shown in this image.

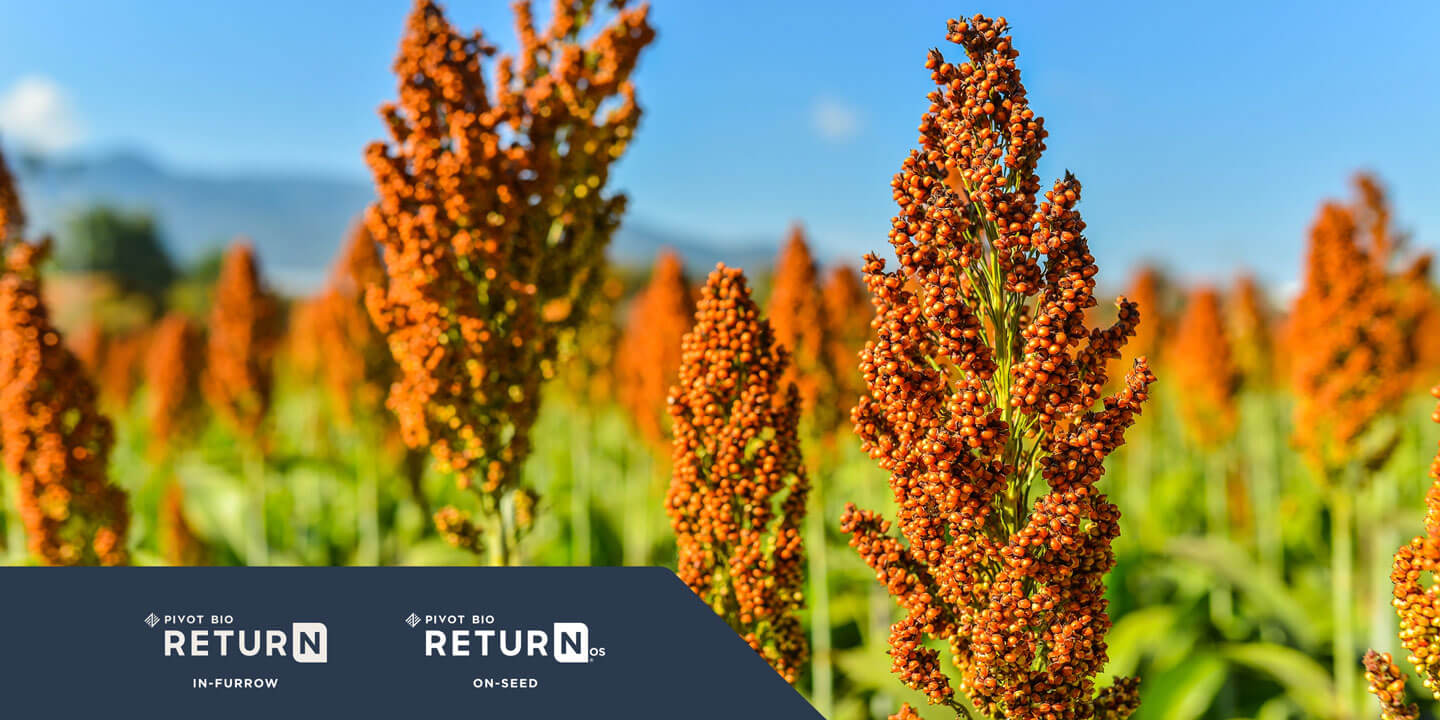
[98,327,150,410]
[364,0,653,500]
[1227,274,1274,389]
[1167,287,1239,447]
[1364,650,1420,720]
[821,263,872,412]
[203,240,281,441]
[616,250,693,448]
[0,172,129,565]
[146,312,205,454]
[666,264,809,684]
[1287,201,1410,471]
[159,481,208,566]
[840,15,1152,719]
[768,224,844,438]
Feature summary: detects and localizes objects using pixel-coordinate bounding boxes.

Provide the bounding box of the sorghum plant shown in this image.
[364,0,653,563]
[822,264,872,411]
[1353,173,1438,384]
[1287,195,1417,717]
[98,328,149,410]
[666,264,809,684]
[1365,650,1420,720]
[559,269,624,407]
[1168,288,1239,448]
[159,482,207,566]
[1227,275,1274,389]
[204,241,281,441]
[839,15,1153,719]
[146,312,206,455]
[617,250,693,448]
[1287,202,1409,472]
[0,153,129,565]
[769,225,843,437]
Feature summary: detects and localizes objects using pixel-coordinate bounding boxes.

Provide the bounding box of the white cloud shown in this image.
[810,96,860,143]
[0,76,83,153]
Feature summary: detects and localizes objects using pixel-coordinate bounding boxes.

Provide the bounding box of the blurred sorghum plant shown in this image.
[1286,201,1410,471]
[1168,288,1239,448]
[821,264,872,414]
[1352,173,1440,383]
[363,0,653,562]
[146,312,206,456]
[769,225,844,438]
[666,264,809,684]
[98,328,149,411]
[0,153,129,565]
[617,250,693,448]
[159,482,208,567]
[1227,274,1275,390]
[204,241,281,442]
[559,268,624,407]
[838,15,1153,719]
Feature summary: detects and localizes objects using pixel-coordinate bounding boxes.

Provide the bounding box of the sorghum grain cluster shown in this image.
[363,0,653,551]
[769,225,844,437]
[1168,288,1239,447]
[1286,202,1409,471]
[821,264,871,413]
[204,241,281,441]
[0,154,129,565]
[666,264,809,683]
[840,15,1153,719]
[617,250,693,447]
[1227,275,1274,389]
[146,312,206,455]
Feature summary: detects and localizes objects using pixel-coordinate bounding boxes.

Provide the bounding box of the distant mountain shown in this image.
[9,148,777,294]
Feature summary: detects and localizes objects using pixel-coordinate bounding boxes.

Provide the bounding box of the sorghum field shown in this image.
[2,3,1439,720]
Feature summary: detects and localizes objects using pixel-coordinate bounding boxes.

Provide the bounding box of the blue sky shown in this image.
[1,0,1437,288]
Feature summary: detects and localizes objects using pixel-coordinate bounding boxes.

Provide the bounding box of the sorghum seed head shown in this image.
[365,0,653,506]
[146,312,206,455]
[1287,199,1411,472]
[1167,287,1239,448]
[843,16,1151,719]
[769,224,845,439]
[667,263,810,684]
[204,240,281,441]
[0,148,129,566]
[617,250,694,448]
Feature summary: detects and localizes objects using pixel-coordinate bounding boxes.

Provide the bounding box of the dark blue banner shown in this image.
[0,567,821,718]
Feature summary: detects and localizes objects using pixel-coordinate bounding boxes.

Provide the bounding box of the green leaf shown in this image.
[1102,605,1181,683]
[1220,643,1336,720]
[1165,536,1321,649]
[1134,653,1226,720]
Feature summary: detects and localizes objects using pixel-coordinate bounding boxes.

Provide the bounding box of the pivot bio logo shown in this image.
[146,613,328,664]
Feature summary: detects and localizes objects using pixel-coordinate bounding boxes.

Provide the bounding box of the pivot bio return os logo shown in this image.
[408,613,604,690]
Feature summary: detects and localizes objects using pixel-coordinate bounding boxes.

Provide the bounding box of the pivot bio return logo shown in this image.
[146,612,328,663]
[408,613,602,690]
